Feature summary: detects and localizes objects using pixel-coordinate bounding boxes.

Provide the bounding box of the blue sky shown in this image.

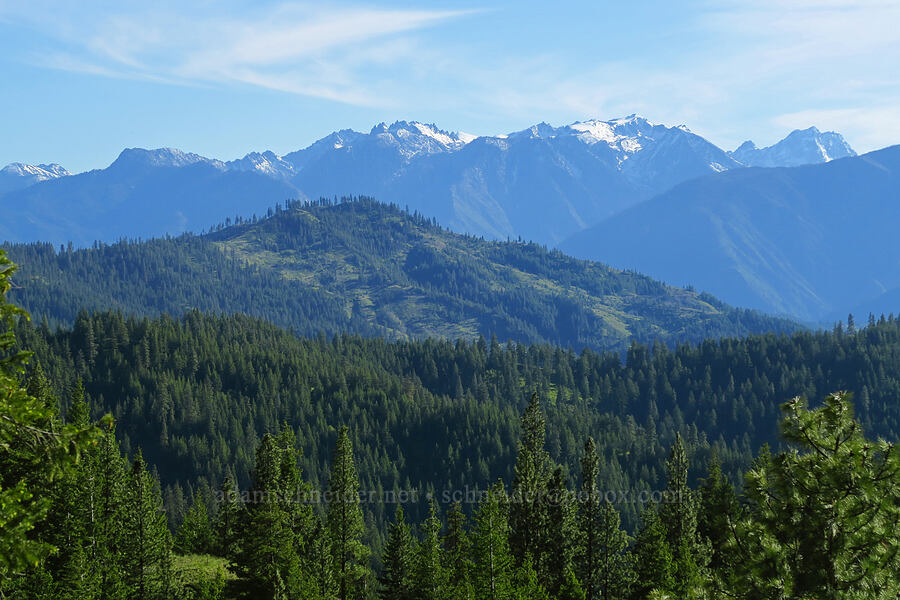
[1,0,898,173]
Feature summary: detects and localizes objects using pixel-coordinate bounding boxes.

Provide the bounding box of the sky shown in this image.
[1,0,898,173]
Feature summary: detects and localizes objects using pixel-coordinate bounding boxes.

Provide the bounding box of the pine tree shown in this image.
[379,504,417,600]
[734,393,900,599]
[326,426,371,600]
[472,482,514,600]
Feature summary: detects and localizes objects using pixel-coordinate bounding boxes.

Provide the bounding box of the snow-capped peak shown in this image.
[1,162,70,180]
[0,162,72,194]
[565,115,660,155]
[368,121,476,159]
[226,150,295,180]
[730,127,856,167]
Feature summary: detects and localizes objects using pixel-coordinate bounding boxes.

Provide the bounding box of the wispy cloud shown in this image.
[7,2,477,106]
[2,0,898,152]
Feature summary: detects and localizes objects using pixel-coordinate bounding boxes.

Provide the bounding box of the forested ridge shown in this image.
[4,197,799,352]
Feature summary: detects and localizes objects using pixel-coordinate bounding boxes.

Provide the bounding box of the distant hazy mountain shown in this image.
[0,117,857,247]
[730,127,856,167]
[0,148,296,246]
[0,162,70,195]
[560,147,900,322]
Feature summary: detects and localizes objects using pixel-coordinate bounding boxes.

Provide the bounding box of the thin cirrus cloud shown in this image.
[3,0,898,153]
[17,3,478,106]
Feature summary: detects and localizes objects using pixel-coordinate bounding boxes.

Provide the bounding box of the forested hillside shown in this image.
[4,198,798,352]
[16,306,900,543]
[4,249,900,599]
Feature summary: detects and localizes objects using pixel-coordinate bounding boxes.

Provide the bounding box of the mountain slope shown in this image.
[5,198,798,351]
[560,147,900,322]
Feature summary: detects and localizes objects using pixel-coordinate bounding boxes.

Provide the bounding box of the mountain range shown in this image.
[560,146,900,323]
[0,117,854,248]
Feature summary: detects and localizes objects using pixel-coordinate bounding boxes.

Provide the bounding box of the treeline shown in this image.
[4,197,798,351]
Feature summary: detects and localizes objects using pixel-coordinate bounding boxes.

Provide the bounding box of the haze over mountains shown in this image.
[561,146,900,323]
[0,116,852,248]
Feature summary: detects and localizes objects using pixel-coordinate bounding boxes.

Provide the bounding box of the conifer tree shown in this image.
[0,252,101,580]
[122,450,172,600]
[379,504,417,600]
[175,495,214,555]
[734,393,900,599]
[544,466,577,595]
[697,451,739,596]
[234,433,302,597]
[659,434,706,598]
[214,475,244,560]
[576,438,601,600]
[309,517,338,600]
[416,498,447,600]
[443,502,474,600]
[629,506,674,600]
[326,426,371,600]
[595,501,631,600]
[472,482,514,600]
[509,393,552,573]
[557,567,586,600]
[511,554,549,600]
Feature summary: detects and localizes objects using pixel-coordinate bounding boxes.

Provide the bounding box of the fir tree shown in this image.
[416,498,447,600]
[472,482,514,600]
[175,495,213,555]
[214,475,244,560]
[443,502,474,600]
[509,393,552,574]
[379,504,417,600]
[122,450,172,600]
[629,506,674,600]
[326,426,371,600]
[658,434,706,598]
